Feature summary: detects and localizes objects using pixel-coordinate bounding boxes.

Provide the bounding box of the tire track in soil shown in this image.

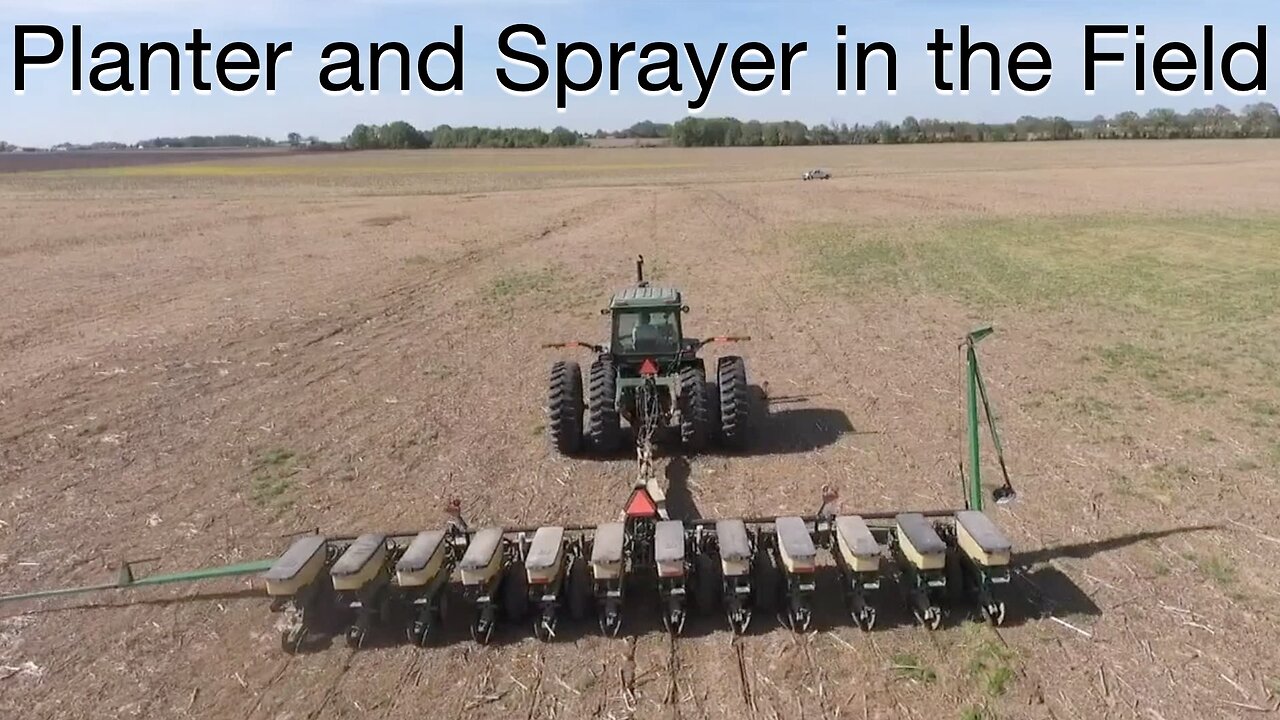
[919,621,972,711]
[14,222,574,531]
[237,646,356,720]
[733,638,759,718]
[865,633,925,719]
[618,636,642,717]
[372,649,429,720]
[979,467,1194,719]
[699,186,962,719]
[837,628,938,718]
[985,616,1066,719]
[239,656,294,720]
[662,633,684,719]
[0,192,618,563]
[523,647,547,720]
[260,203,613,414]
[209,193,614,393]
[450,648,498,720]
[699,188,860,407]
[681,187,857,718]
[304,647,359,720]
[703,186,1099,720]
[577,656,605,720]
[852,183,986,215]
[976,505,1113,719]
[796,633,838,719]
[341,176,798,203]
[698,178,1176,715]
[582,639,629,718]
[0,194,609,448]
[703,184,955,485]
[693,188,867,423]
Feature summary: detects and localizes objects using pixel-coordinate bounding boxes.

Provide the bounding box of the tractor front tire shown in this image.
[679,366,712,452]
[717,356,749,449]
[547,360,584,455]
[587,357,622,453]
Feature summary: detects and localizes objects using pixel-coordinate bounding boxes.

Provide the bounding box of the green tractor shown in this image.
[544,256,751,456]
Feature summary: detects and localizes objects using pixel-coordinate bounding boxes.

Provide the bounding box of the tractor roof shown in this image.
[609,285,682,309]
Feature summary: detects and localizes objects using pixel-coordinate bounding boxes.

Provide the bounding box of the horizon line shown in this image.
[5,99,1276,149]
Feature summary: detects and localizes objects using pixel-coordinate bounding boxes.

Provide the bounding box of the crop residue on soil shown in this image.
[1,142,1279,720]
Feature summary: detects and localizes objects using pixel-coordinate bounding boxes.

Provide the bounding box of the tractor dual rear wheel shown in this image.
[587,357,622,453]
[717,356,749,449]
[547,361,584,455]
[679,366,713,451]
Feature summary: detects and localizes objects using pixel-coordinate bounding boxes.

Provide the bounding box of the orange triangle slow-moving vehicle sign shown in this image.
[624,486,658,518]
[639,358,659,376]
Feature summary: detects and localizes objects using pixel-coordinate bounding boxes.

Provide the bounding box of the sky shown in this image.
[0,0,1275,145]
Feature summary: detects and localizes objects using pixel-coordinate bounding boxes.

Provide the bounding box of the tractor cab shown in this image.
[607,287,688,359]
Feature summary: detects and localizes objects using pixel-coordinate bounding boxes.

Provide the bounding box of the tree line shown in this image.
[343,122,582,150]
[26,135,326,152]
[136,135,281,149]
[11,103,1280,153]
[660,103,1280,147]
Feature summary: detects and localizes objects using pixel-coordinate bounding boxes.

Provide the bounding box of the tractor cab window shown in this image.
[614,308,680,354]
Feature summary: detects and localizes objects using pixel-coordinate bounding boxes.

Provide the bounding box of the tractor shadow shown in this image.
[587,386,861,462]
[664,456,702,521]
[706,386,864,458]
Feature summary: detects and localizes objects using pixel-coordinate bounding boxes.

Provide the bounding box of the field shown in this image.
[1,141,1279,720]
[0,148,297,173]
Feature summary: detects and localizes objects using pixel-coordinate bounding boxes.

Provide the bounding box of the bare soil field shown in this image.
[0,148,297,174]
[1,141,1278,720]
